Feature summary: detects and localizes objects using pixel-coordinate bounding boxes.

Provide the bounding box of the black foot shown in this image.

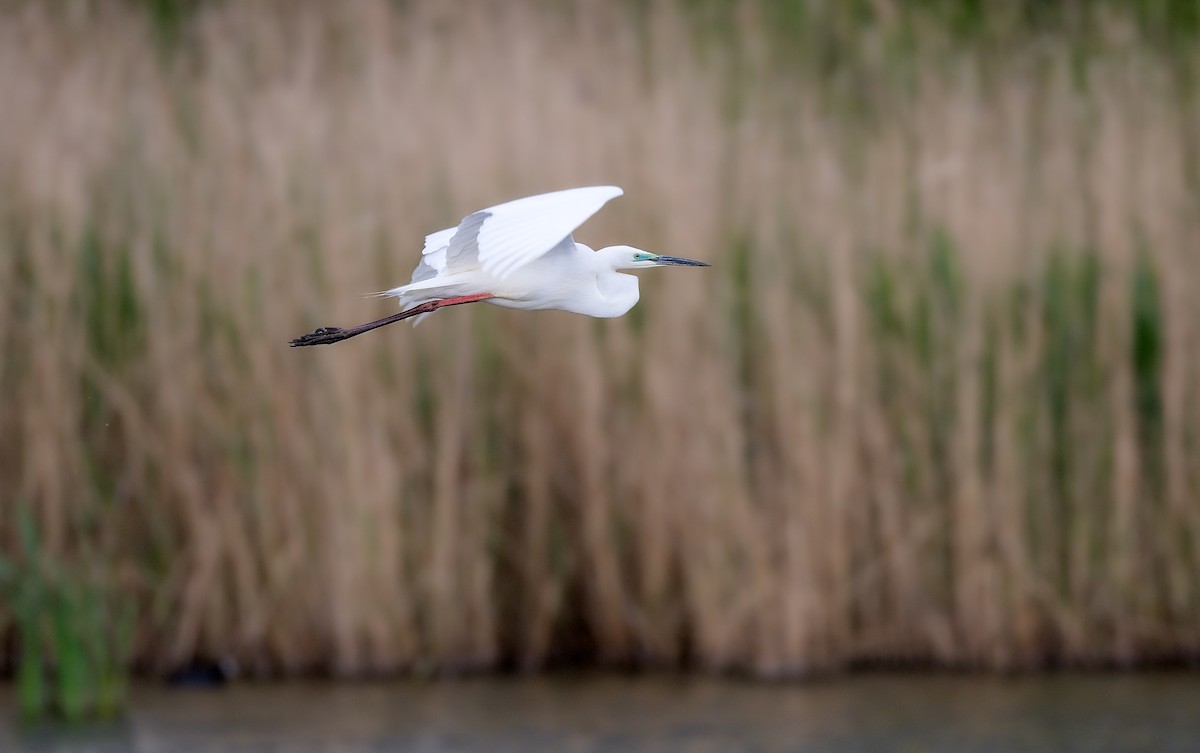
[289,326,348,347]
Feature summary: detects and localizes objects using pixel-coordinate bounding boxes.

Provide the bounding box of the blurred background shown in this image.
[2,0,1199,749]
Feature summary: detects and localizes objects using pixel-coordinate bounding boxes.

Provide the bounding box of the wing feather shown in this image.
[423,227,457,256]
[451,185,623,278]
[405,186,623,285]
[410,226,457,281]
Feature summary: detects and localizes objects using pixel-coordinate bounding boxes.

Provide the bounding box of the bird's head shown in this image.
[599,245,710,270]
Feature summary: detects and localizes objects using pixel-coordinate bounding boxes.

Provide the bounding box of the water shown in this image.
[3,673,1198,752]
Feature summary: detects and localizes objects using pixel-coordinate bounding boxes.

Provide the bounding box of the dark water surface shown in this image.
[3,673,1198,752]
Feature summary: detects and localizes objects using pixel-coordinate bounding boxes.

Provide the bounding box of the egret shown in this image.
[289,186,709,347]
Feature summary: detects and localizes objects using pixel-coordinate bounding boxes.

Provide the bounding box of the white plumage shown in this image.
[290,186,708,347]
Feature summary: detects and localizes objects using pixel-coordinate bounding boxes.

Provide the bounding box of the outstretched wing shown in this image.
[446,185,623,279]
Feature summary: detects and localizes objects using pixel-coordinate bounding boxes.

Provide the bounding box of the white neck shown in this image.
[583,245,641,318]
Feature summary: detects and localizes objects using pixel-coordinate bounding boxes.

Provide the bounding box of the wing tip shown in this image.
[544,184,623,201]
[591,184,624,200]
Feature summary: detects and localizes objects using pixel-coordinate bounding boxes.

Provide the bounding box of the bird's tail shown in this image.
[368,273,483,327]
[368,283,437,327]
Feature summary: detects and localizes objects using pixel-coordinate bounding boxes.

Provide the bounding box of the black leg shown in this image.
[289,293,494,347]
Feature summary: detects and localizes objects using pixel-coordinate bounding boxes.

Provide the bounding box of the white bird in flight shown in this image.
[290,185,709,347]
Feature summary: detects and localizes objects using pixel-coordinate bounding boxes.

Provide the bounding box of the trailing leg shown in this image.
[289,293,494,347]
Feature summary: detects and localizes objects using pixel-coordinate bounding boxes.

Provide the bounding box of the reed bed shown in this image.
[1,0,1198,679]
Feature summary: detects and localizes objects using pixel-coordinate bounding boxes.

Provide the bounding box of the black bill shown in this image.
[655,255,710,267]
